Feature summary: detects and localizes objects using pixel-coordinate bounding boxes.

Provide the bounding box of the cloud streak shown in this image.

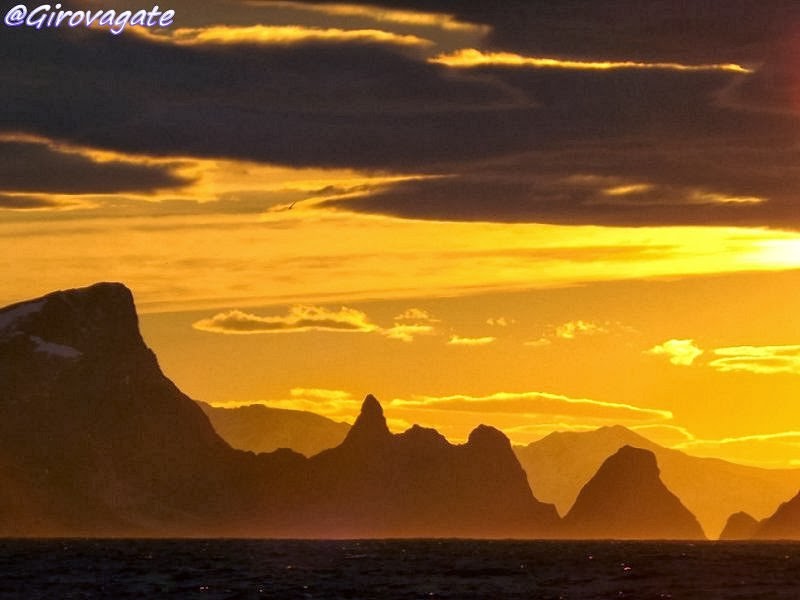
[447,335,496,346]
[193,305,379,334]
[555,320,608,340]
[151,25,431,47]
[193,304,439,342]
[709,345,800,375]
[265,2,487,34]
[430,49,751,73]
[391,391,673,422]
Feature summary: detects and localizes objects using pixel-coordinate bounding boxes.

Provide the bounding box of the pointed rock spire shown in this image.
[342,394,392,446]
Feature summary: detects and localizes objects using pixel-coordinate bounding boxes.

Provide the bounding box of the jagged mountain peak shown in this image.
[0,282,143,357]
[342,394,392,446]
[360,394,383,417]
[398,424,450,449]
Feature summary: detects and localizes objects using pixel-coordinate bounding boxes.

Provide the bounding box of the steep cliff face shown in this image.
[0,283,559,538]
[0,283,253,535]
[562,446,705,540]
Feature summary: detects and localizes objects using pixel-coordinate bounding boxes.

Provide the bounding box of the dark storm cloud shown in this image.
[0,28,530,171]
[326,132,800,228]
[286,0,800,63]
[5,3,800,228]
[0,141,189,194]
[321,64,800,228]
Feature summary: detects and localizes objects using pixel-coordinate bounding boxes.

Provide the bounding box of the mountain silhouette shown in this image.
[299,396,560,538]
[0,282,265,535]
[719,511,759,540]
[753,491,800,539]
[562,446,705,539]
[515,425,800,538]
[198,402,349,457]
[0,283,557,538]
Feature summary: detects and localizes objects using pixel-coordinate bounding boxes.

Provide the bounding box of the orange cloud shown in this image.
[646,339,704,366]
[709,345,800,375]
[555,319,608,339]
[430,49,753,73]
[630,424,697,446]
[447,335,496,346]
[673,430,800,467]
[193,305,379,335]
[266,2,488,34]
[394,308,439,323]
[193,305,438,342]
[148,25,431,47]
[525,319,629,346]
[391,391,672,422]
[382,323,437,343]
[290,388,353,401]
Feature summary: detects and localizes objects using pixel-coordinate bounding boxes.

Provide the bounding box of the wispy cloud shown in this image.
[525,318,627,347]
[382,323,436,342]
[671,430,800,466]
[676,430,800,448]
[265,2,487,34]
[430,49,752,73]
[709,345,800,375]
[194,304,437,342]
[394,308,439,323]
[447,335,496,346]
[391,391,672,422]
[290,388,352,401]
[555,319,608,340]
[151,25,431,47]
[646,339,704,366]
[487,316,514,327]
[193,305,379,335]
[630,423,697,445]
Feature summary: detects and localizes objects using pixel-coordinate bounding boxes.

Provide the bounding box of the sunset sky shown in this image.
[4,0,800,467]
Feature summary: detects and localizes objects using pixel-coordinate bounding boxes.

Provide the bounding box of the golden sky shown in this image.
[5,1,800,467]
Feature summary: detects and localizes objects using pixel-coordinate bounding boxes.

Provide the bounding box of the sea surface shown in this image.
[1,539,799,599]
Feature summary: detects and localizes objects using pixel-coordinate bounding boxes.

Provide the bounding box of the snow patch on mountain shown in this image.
[29,335,83,359]
[0,300,45,333]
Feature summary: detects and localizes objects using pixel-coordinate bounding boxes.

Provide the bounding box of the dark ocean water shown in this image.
[1,539,799,599]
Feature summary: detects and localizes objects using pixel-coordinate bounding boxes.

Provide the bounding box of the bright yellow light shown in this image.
[265,1,488,34]
[430,48,753,73]
[144,24,431,47]
[748,239,800,268]
[603,184,654,196]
